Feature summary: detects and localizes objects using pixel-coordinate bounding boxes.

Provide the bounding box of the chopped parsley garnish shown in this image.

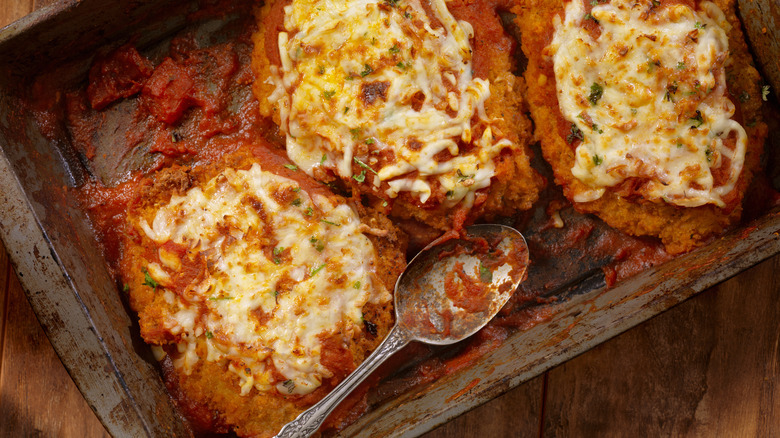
[590,123,603,134]
[282,380,296,393]
[382,200,388,207]
[762,85,770,101]
[353,170,367,183]
[456,169,474,181]
[321,219,341,227]
[584,12,598,23]
[592,154,603,166]
[284,164,298,171]
[353,281,361,289]
[389,44,400,54]
[321,154,327,164]
[292,198,302,206]
[310,236,326,252]
[344,106,350,114]
[689,110,704,128]
[350,128,361,140]
[273,247,284,256]
[694,21,706,29]
[677,142,683,148]
[353,157,378,174]
[404,12,411,18]
[566,123,584,144]
[365,138,375,145]
[676,62,686,70]
[311,263,327,276]
[142,268,158,290]
[318,65,326,74]
[205,331,214,339]
[360,64,373,77]
[396,61,409,70]
[322,90,336,99]
[305,207,313,216]
[385,0,400,6]
[705,147,713,162]
[479,262,492,283]
[293,187,301,192]
[122,283,129,292]
[588,82,604,105]
[208,296,234,301]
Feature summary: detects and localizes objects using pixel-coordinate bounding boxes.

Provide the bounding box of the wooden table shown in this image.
[0,2,778,437]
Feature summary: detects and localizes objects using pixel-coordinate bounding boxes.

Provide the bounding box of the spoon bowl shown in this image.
[275,224,530,438]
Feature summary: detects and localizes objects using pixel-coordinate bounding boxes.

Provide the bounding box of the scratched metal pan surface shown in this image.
[0,0,777,437]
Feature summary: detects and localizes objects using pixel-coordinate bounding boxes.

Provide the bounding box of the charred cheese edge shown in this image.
[137,163,389,396]
[268,0,515,208]
[549,0,747,207]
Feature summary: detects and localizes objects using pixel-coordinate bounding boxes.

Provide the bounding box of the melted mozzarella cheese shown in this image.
[549,0,746,207]
[269,0,514,207]
[139,164,388,395]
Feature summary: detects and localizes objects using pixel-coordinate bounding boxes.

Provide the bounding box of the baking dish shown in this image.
[0,0,777,436]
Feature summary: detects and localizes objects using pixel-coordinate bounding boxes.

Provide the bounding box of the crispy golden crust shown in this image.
[119,152,406,438]
[516,0,768,254]
[252,0,542,232]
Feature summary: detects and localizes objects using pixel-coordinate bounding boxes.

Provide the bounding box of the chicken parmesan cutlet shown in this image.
[119,151,405,437]
[252,0,541,231]
[517,0,768,253]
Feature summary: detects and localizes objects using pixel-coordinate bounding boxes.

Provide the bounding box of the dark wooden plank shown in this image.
[0,271,110,438]
[0,240,9,376]
[542,255,780,437]
[422,375,544,438]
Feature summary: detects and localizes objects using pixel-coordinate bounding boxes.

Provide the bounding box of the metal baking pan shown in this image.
[0,0,777,437]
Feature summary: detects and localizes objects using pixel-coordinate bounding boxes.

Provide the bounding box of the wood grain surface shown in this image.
[0,2,778,437]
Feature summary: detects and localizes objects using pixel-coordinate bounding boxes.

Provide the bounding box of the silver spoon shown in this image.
[275,224,530,438]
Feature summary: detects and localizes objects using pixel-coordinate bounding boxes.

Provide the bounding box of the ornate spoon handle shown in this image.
[274,326,411,438]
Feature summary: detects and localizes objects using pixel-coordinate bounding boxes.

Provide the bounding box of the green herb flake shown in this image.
[404,12,411,18]
[365,138,375,145]
[123,283,130,292]
[382,200,388,207]
[344,106,350,114]
[705,147,713,162]
[479,262,492,283]
[762,85,770,101]
[588,82,604,105]
[566,123,584,144]
[311,263,327,277]
[389,44,400,54]
[676,61,686,70]
[292,198,302,206]
[353,170,367,183]
[350,128,361,140]
[360,64,373,77]
[321,154,327,164]
[284,164,298,171]
[142,268,158,290]
[322,90,336,100]
[689,110,704,129]
[206,331,214,339]
[353,157,378,174]
[318,65,326,74]
[208,296,234,301]
[305,207,313,216]
[321,219,341,227]
[353,281,361,289]
[592,154,603,166]
[694,21,706,29]
[584,12,598,23]
[273,247,284,256]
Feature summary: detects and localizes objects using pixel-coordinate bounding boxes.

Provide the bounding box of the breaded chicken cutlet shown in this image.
[252,0,542,231]
[517,0,768,253]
